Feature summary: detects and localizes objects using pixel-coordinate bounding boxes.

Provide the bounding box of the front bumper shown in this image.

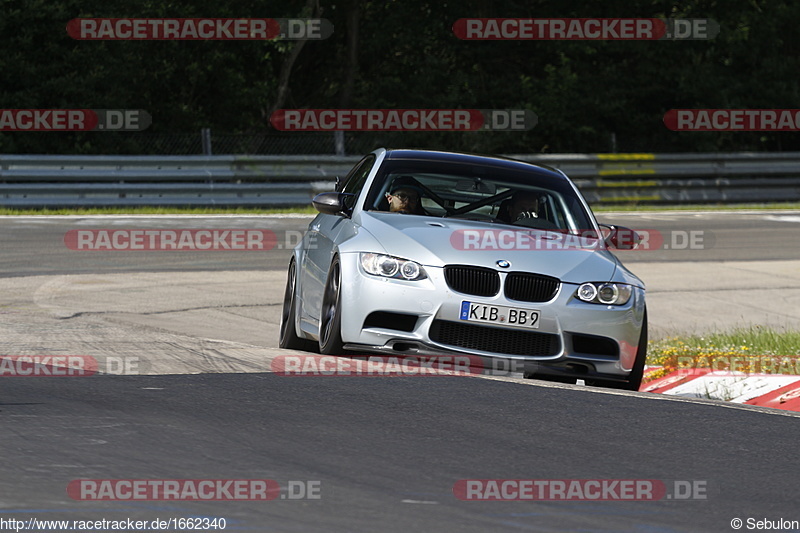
[337,252,645,379]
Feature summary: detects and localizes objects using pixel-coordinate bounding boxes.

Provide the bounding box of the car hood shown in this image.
[357,212,625,284]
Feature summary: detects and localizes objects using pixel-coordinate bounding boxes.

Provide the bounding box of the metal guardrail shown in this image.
[0,155,356,207]
[509,152,800,204]
[1,152,799,207]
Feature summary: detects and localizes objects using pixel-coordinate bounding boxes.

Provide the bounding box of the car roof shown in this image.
[382,149,565,181]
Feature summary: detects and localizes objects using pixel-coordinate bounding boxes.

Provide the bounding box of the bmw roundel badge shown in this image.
[496,259,510,268]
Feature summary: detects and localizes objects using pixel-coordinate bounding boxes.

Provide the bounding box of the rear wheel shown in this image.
[319,257,346,354]
[279,259,312,350]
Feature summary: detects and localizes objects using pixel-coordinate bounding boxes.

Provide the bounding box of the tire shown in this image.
[279,259,311,350]
[623,309,648,391]
[319,257,346,354]
[587,309,648,391]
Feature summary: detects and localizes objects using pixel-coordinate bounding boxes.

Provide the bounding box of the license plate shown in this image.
[459,301,540,328]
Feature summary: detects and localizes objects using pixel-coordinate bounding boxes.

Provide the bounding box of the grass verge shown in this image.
[646,327,800,381]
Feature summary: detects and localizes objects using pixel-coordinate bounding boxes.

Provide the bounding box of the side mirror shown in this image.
[599,224,640,250]
[312,192,353,217]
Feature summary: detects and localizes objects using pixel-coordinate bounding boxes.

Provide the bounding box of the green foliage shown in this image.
[2,0,799,154]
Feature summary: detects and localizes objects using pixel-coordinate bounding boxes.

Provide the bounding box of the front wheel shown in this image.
[319,257,346,354]
[622,309,648,391]
[587,309,648,391]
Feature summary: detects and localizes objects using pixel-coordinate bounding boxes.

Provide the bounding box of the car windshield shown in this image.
[364,158,598,236]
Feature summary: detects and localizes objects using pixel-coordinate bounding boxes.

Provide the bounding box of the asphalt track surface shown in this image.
[3,373,799,532]
[1,211,799,532]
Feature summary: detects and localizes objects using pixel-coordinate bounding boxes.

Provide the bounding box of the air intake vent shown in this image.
[570,333,619,357]
[363,311,418,332]
[429,320,560,356]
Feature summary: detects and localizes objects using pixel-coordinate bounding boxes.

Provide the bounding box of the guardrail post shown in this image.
[201,128,213,156]
[334,131,345,156]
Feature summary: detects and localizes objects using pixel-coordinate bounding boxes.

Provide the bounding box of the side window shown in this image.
[341,155,376,209]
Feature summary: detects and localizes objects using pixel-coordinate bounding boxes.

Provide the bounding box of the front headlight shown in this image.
[576,282,633,305]
[360,253,428,281]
